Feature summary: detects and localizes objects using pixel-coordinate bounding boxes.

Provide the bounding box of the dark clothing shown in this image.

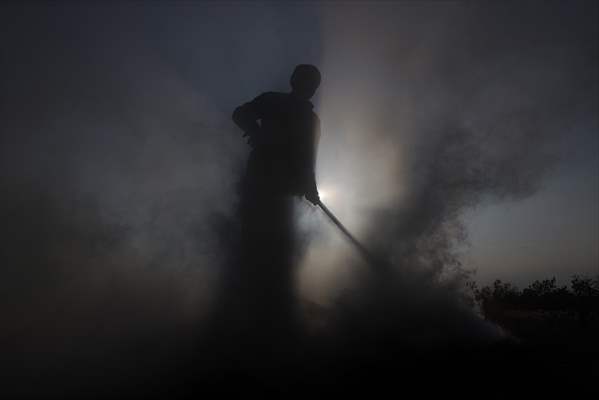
[210,189,300,366]
[232,91,320,198]
[208,91,321,365]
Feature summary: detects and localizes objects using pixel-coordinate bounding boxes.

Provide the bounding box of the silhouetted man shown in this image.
[220,65,322,361]
[233,64,321,205]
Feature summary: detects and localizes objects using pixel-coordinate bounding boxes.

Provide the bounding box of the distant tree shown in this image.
[519,277,573,309]
[491,279,521,304]
[571,275,599,298]
[468,274,599,326]
[523,277,557,297]
[468,280,520,319]
[570,275,599,328]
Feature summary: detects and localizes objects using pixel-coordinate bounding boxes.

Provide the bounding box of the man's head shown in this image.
[290,64,321,100]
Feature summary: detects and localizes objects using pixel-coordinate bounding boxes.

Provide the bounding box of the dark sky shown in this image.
[0,0,597,374]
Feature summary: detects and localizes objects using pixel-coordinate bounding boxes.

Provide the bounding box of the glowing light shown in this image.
[319,187,335,201]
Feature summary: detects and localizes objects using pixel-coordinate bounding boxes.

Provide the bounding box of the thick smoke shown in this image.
[1,4,253,394]
[298,2,597,344]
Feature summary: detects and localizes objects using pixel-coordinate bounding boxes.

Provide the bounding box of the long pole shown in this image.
[317,201,380,267]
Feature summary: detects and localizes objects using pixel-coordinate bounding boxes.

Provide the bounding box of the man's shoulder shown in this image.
[249,91,287,108]
[254,91,288,102]
[251,92,293,114]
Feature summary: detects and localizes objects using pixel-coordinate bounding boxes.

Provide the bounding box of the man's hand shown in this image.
[242,131,254,147]
[305,189,320,206]
[242,127,262,148]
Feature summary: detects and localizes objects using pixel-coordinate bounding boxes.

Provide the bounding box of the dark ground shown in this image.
[5,311,597,399]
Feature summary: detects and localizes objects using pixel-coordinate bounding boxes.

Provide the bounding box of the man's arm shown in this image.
[304,115,321,205]
[232,93,267,147]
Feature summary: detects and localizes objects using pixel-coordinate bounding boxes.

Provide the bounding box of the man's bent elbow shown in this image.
[232,106,243,125]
